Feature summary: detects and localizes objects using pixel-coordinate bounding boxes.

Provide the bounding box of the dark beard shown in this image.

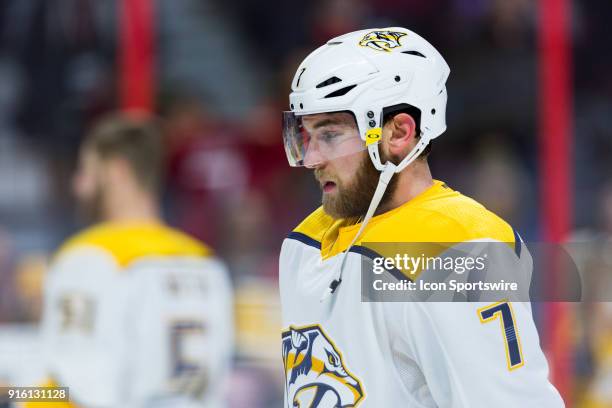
[321,152,398,219]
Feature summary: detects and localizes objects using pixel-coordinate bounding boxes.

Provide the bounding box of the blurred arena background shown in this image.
[0,0,610,407]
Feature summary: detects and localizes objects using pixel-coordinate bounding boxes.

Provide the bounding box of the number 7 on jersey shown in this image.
[478,300,524,371]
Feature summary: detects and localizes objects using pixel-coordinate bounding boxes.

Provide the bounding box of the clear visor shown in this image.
[282,111,367,167]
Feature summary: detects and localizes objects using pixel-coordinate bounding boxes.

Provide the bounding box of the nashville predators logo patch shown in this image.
[282,325,364,407]
[359,30,406,52]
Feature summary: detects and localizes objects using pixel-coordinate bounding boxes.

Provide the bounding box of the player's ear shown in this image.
[386,113,417,153]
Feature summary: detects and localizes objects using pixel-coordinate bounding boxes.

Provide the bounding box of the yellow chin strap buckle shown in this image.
[365,128,382,146]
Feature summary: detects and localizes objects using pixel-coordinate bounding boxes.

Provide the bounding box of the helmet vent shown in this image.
[402,50,426,58]
[316,76,342,88]
[328,41,343,45]
[324,85,357,98]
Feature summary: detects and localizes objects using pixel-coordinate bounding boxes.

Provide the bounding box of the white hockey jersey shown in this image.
[279,180,564,407]
[37,222,233,408]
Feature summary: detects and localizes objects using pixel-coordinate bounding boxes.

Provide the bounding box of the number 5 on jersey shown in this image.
[478,301,524,371]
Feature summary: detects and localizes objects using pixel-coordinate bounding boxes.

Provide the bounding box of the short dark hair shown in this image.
[83,114,163,193]
[382,103,432,157]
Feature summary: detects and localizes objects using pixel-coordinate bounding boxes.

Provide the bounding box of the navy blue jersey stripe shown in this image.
[285,235,411,282]
[513,229,522,258]
[350,245,412,282]
[287,231,321,250]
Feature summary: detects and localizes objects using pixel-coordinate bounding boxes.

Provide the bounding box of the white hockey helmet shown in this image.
[283,27,450,171]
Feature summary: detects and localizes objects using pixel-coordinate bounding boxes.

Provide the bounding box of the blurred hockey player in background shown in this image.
[26,114,233,407]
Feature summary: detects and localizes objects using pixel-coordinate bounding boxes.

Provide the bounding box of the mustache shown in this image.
[314,169,326,182]
[314,170,337,184]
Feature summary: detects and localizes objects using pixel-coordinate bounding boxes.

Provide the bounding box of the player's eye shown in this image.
[319,131,341,144]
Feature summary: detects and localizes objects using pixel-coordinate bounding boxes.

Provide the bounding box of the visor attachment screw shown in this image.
[367,111,374,118]
[394,75,401,82]
[368,120,376,127]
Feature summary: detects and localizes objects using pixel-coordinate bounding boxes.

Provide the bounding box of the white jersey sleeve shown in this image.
[400,301,563,407]
[397,241,564,407]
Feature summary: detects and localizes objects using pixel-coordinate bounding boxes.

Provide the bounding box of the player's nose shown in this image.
[303,141,326,169]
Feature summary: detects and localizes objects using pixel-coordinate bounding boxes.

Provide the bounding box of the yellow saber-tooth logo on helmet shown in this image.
[359,30,407,52]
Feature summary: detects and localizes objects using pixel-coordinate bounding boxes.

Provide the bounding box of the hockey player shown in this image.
[279,28,564,407]
[29,114,233,407]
